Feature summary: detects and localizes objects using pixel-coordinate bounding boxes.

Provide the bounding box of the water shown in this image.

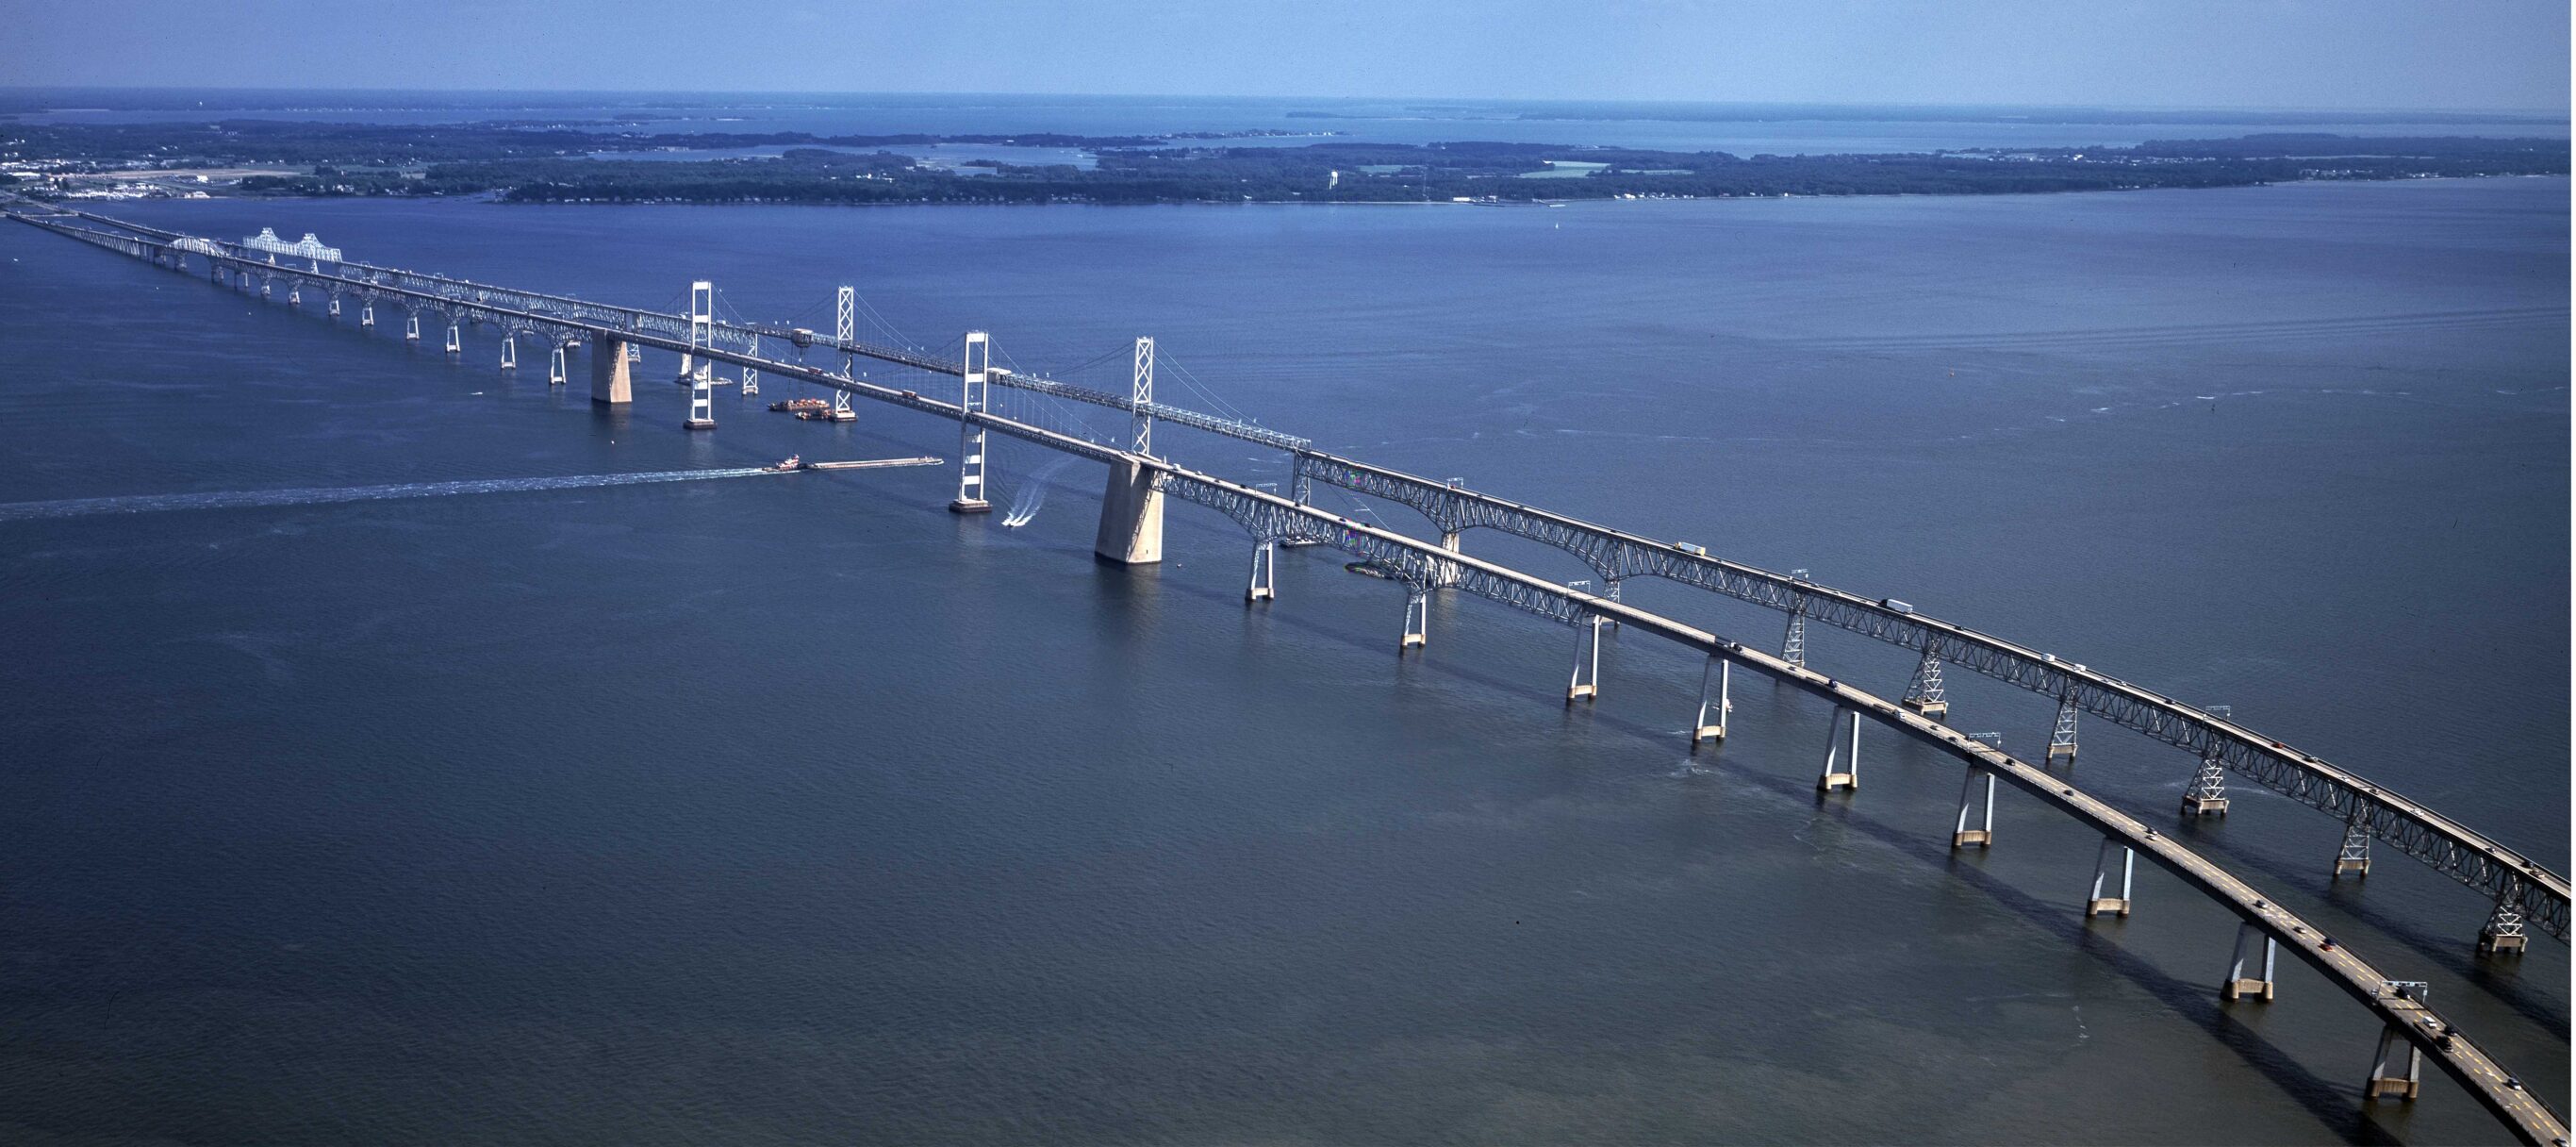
[0,175,2564,1144]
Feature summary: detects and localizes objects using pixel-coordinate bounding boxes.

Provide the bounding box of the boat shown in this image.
[766,455,803,472]
[1344,560,1394,579]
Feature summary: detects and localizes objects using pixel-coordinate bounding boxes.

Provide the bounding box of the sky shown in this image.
[1,0,2566,112]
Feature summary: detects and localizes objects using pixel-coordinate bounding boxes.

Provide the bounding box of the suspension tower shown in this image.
[950,331,991,513]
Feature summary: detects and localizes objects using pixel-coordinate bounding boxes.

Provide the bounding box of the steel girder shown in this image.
[1293,448,2568,939]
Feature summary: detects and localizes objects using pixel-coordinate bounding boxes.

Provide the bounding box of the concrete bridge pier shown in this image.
[288,284,300,307]
[589,336,633,404]
[2182,749,2230,816]
[2366,1024,2423,1101]
[2087,839,2136,916]
[549,343,569,387]
[444,323,461,356]
[1093,457,1164,562]
[2222,922,2277,1001]
[1951,769,1995,847]
[328,293,340,318]
[1436,528,1463,588]
[1400,588,1430,651]
[1817,707,1860,791]
[1691,655,1731,743]
[1246,539,1276,602]
[1566,615,1602,703]
[499,335,517,371]
[405,313,421,341]
[361,302,374,327]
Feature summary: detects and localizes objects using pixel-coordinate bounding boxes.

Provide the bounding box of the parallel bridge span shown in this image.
[10,205,2565,1143]
[1286,452,2572,944]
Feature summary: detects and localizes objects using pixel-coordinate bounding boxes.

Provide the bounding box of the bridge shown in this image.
[8,204,2564,1145]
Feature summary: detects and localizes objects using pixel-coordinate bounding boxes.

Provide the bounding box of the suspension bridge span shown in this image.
[8,204,2565,1143]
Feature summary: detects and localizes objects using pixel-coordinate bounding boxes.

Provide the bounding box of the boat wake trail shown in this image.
[999,457,1076,528]
[0,468,778,523]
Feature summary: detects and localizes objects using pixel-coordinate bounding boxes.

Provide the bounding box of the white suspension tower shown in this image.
[1131,336,1155,456]
[830,286,857,421]
[682,280,712,381]
[950,330,991,513]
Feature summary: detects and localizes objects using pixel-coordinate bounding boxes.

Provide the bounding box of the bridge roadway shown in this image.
[13,206,2565,1142]
[49,208,1313,452]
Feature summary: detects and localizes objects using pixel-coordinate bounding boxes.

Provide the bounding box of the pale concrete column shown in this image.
[1094,457,1164,564]
[590,337,633,405]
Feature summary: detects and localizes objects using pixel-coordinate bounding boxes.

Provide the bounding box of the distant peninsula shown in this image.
[4,120,2563,207]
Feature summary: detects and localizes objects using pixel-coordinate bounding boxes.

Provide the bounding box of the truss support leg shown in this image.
[1951,769,1995,847]
[1566,614,1602,703]
[2181,748,2230,816]
[2364,1025,2422,1102]
[2221,922,2276,1002]
[1816,706,1859,792]
[2046,692,2078,765]
[1691,655,1730,744]
[2086,839,2136,916]
[1246,539,1276,603]
[1781,608,1808,670]
[2334,812,2371,878]
[2478,880,2529,956]
[1903,647,1949,716]
[1400,589,1429,651]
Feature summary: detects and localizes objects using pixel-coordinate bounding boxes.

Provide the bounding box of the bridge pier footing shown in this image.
[2182,749,2230,816]
[589,337,633,405]
[2479,881,2529,956]
[1399,589,1429,651]
[2222,922,2276,1001]
[1246,539,1276,602]
[1566,615,1601,703]
[2365,1025,2423,1101]
[2334,815,2371,877]
[2087,839,2135,916]
[1691,656,1729,743]
[1093,457,1164,562]
[1817,707,1859,792]
[1951,769,1995,847]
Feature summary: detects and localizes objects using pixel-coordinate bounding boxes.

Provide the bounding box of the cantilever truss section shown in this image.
[1292,449,2568,940]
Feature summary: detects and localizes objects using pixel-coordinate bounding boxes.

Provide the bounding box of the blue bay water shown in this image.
[0,175,2565,1143]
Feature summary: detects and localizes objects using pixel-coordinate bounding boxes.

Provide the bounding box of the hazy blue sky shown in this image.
[4,0,2566,111]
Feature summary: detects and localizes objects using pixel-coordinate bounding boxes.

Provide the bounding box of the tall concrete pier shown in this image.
[1094,457,1165,564]
[590,337,633,405]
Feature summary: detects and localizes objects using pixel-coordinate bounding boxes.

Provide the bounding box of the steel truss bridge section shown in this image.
[12,205,2566,1144]
[51,208,1308,454]
[1145,461,2564,1147]
[1292,449,2569,942]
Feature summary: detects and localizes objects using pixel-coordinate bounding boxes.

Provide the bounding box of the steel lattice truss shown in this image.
[1295,450,2568,939]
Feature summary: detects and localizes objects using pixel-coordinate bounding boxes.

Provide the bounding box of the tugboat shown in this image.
[767,454,804,472]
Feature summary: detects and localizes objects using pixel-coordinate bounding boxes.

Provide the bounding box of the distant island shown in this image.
[3,120,2562,207]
